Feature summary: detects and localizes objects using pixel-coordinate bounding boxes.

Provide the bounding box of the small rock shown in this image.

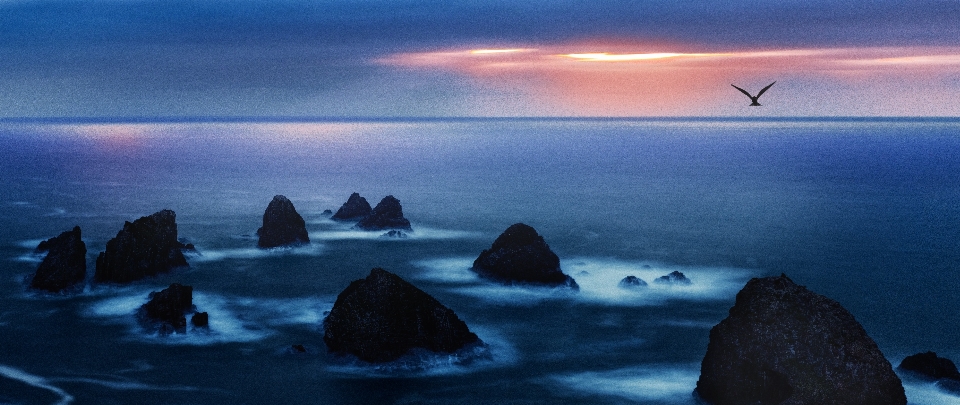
[191,312,209,328]
[618,275,648,288]
[331,192,372,221]
[654,270,691,285]
[141,283,195,334]
[471,223,577,288]
[380,230,408,238]
[355,195,412,231]
[898,351,960,381]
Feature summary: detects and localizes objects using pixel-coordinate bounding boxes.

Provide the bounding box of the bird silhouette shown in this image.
[731,81,776,106]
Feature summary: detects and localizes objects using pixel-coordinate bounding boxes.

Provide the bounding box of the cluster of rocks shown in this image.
[139,283,208,335]
[618,270,693,289]
[331,193,412,236]
[471,223,578,289]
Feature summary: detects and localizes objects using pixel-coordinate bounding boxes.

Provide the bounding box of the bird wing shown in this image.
[731,84,754,98]
[755,81,776,98]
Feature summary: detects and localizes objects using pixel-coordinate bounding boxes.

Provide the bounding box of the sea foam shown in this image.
[310,225,482,241]
[548,364,701,404]
[0,363,74,405]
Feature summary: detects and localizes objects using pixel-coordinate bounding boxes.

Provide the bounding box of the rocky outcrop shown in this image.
[94,210,190,284]
[331,192,372,221]
[355,196,412,231]
[695,274,906,405]
[257,195,310,248]
[191,312,209,328]
[323,268,480,363]
[654,270,691,285]
[618,275,647,288]
[471,223,577,288]
[898,352,960,384]
[140,283,196,334]
[30,226,87,293]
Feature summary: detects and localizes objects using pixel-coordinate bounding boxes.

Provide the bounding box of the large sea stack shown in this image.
[30,226,87,292]
[695,274,906,405]
[94,210,190,284]
[323,268,480,363]
[471,223,577,288]
[140,283,196,334]
[331,192,372,221]
[257,195,310,248]
[354,195,412,231]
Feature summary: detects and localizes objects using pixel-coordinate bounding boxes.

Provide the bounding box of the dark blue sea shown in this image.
[1,118,959,404]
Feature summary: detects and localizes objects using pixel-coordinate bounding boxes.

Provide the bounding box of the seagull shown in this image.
[731,81,776,106]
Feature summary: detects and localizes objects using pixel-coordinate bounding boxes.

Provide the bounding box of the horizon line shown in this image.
[2,116,960,124]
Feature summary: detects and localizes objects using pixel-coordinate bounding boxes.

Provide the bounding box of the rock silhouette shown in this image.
[140,283,195,334]
[331,192,372,221]
[94,210,190,283]
[471,223,577,288]
[695,274,906,405]
[618,275,647,288]
[654,270,691,285]
[323,268,480,363]
[30,226,87,293]
[257,195,309,248]
[354,195,412,231]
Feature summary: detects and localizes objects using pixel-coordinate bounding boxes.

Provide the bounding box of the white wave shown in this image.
[50,377,199,392]
[84,289,332,346]
[16,239,44,249]
[415,257,752,306]
[0,364,74,405]
[191,243,323,262]
[310,225,482,241]
[548,364,700,404]
[326,324,516,378]
[904,380,960,405]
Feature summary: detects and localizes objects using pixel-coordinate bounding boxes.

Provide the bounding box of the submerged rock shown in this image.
[695,274,906,405]
[380,230,409,238]
[30,226,87,293]
[140,283,195,334]
[898,351,960,381]
[654,270,691,285]
[355,196,412,231]
[331,192,372,221]
[257,195,310,248]
[94,210,190,284]
[618,275,647,288]
[323,268,480,363]
[471,223,577,288]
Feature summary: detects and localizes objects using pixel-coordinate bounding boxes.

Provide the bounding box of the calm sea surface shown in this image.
[1,118,959,404]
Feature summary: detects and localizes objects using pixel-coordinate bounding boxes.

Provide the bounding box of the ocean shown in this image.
[1,118,959,404]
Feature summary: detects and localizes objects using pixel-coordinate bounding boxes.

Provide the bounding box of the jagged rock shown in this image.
[191,312,209,328]
[94,210,190,283]
[355,196,412,231]
[30,226,87,293]
[323,268,480,363]
[141,283,195,334]
[695,274,906,405]
[654,270,691,285]
[331,192,372,221]
[380,230,409,238]
[257,195,309,248]
[618,275,647,288]
[471,223,577,288]
[898,351,960,381]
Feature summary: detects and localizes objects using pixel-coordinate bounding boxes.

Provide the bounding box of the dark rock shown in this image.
[257,195,309,248]
[321,209,333,216]
[191,312,209,328]
[323,268,480,363]
[292,344,307,353]
[141,283,194,334]
[898,351,960,381]
[618,275,647,288]
[695,274,906,405]
[380,230,409,238]
[654,270,691,285]
[936,379,960,395]
[94,210,190,284]
[30,226,87,293]
[355,196,412,231]
[471,223,577,288]
[331,192,372,221]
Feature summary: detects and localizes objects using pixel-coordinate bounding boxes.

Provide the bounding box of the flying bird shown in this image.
[731,81,776,106]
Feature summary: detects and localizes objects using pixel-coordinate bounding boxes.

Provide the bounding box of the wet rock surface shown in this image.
[471,223,577,288]
[257,195,309,248]
[94,210,190,283]
[30,226,87,293]
[695,274,906,405]
[323,268,480,363]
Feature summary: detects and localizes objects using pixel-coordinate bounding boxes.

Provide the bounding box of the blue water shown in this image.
[1,118,959,404]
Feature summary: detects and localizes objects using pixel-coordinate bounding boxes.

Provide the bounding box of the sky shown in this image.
[1,0,960,118]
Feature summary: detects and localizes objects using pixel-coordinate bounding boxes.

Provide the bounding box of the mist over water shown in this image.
[2,118,960,404]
